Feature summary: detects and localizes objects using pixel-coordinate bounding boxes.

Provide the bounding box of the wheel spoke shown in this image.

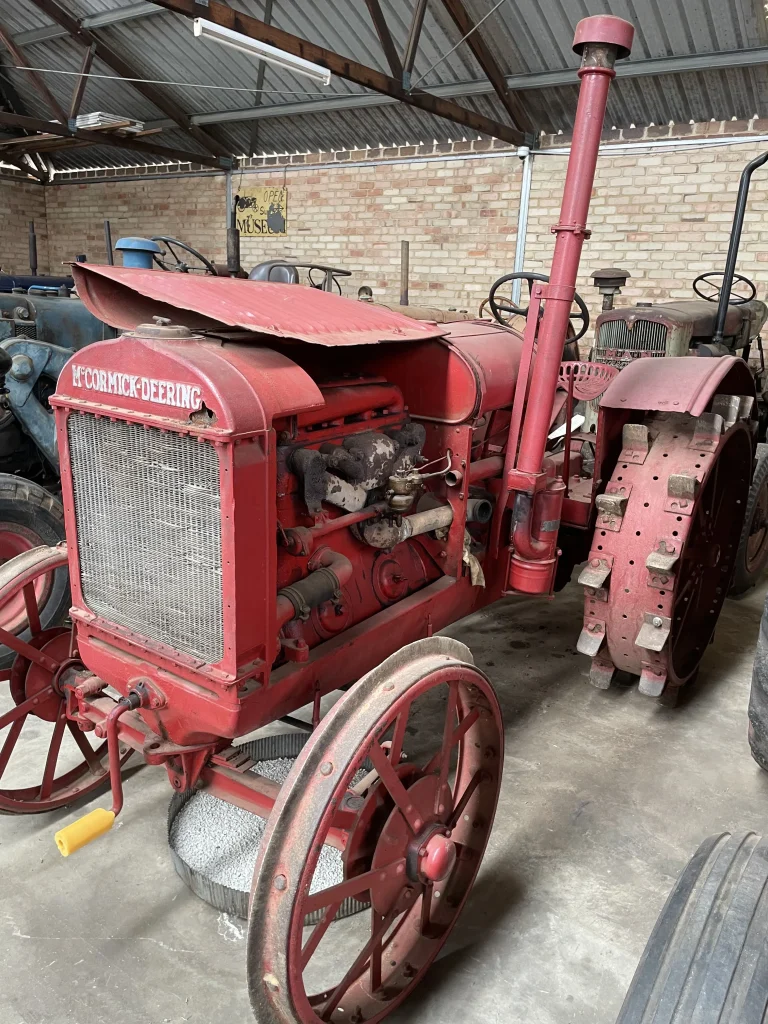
[0,625,59,674]
[389,705,410,766]
[301,900,343,970]
[370,908,383,992]
[368,741,424,834]
[67,721,105,775]
[435,683,458,812]
[0,686,54,731]
[303,857,405,917]
[423,708,480,776]
[39,705,66,801]
[420,882,433,935]
[320,903,402,1021]
[22,583,41,637]
[0,715,25,781]
[447,770,483,829]
[0,669,11,683]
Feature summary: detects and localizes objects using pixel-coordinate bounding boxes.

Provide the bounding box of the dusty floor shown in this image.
[2,578,768,1024]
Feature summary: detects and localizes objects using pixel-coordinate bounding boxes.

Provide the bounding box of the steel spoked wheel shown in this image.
[0,476,69,668]
[580,410,752,698]
[247,637,503,1024]
[0,546,119,813]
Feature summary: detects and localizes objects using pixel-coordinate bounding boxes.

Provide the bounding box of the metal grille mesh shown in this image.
[595,318,669,360]
[67,413,224,664]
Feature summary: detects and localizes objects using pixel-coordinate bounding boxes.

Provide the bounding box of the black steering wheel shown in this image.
[150,236,217,275]
[692,271,756,305]
[488,271,590,343]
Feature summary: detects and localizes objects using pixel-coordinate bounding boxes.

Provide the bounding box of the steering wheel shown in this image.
[150,236,217,275]
[488,271,590,343]
[692,271,756,305]
[308,266,343,294]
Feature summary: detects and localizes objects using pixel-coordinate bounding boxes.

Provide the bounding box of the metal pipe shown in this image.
[28,220,37,275]
[276,548,354,628]
[400,239,409,305]
[103,219,113,265]
[713,149,768,343]
[511,146,532,306]
[468,455,504,483]
[515,19,633,476]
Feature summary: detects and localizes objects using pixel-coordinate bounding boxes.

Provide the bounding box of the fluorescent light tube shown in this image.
[193,18,332,86]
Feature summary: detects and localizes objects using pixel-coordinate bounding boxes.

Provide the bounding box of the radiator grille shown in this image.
[67,413,224,664]
[595,318,668,360]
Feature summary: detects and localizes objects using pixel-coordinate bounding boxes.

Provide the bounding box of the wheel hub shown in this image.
[370,773,452,913]
[412,829,457,883]
[10,629,69,722]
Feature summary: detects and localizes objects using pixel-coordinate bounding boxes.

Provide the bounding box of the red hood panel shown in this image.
[71,264,447,346]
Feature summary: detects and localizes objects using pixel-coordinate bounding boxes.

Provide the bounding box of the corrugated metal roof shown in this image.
[1,0,767,171]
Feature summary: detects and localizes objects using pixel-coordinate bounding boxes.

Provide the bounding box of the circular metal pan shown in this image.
[168,732,369,923]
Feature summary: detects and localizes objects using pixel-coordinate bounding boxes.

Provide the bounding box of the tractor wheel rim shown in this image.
[670,426,752,683]
[0,523,54,635]
[247,642,502,1024]
[0,557,128,814]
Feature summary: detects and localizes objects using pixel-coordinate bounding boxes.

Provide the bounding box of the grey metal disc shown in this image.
[167,732,369,923]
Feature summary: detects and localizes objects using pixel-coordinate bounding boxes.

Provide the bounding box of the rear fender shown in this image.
[593,355,757,508]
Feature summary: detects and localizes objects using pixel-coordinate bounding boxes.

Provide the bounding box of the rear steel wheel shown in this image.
[578,410,752,699]
[247,637,503,1024]
[0,546,122,813]
[0,475,69,669]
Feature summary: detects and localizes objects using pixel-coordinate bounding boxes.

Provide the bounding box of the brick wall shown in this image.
[12,120,768,325]
[0,176,49,276]
[44,175,227,274]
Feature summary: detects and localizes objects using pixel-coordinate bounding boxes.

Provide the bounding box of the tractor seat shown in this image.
[248,260,299,285]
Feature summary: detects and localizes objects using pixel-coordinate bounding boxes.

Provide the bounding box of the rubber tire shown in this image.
[730,445,768,596]
[748,586,768,771]
[617,832,768,1023]
[0,474,69,670]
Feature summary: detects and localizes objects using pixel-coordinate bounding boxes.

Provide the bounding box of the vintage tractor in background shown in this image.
[580,151,768,594]
[0,16,760,1023]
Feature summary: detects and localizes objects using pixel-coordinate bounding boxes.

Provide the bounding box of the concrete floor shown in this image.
[3,578,768,1024]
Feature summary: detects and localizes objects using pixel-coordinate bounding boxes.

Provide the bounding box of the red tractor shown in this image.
[0,16,757,1024]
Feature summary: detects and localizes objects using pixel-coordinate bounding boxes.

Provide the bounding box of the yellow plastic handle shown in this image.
[55,808,115,857]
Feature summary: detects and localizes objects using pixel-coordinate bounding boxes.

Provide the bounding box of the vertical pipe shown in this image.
[103,220,113,265]
[713,150,768,343]
[28,221,37,275]
[515,18,633,476]
[511,146,533,306]
[400,239,409,305]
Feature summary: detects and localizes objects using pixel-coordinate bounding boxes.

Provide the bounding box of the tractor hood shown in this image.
[70,263,448,347]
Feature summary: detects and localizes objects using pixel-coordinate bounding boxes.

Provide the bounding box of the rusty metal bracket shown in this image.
[577,618,606,657]
[712,393,754,430]
[589,657,615,690]
[619,422,651,464]
[577,555,613,589]
[646,539,679,575]
[639,663,667,697]
[690,412,724,451]
[635,611,672,652]
[595,482,631,532]
[665,473,700,516]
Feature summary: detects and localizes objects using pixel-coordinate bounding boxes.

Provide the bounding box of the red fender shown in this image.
[600,354,756,416]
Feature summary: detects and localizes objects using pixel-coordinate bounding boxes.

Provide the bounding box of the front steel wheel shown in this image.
[247,637,503,1024]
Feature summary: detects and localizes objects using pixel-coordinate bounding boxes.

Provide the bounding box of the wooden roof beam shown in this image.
[150,0,527,146]
[0,110,232,169]
[364,0,402,79]
[0,18,68,124]
[25,0,233,159]
[438,0,532,133]
[68,42,97,120]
